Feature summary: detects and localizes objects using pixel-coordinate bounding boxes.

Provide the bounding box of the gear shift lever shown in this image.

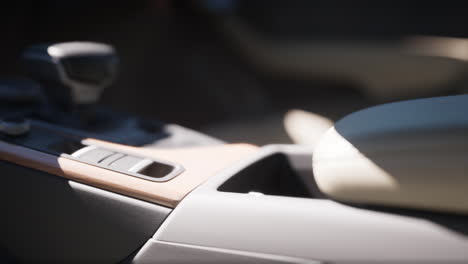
[22,41,118,110]
[9,41,220,147]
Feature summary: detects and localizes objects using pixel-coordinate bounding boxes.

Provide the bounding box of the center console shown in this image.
[3,41,468,264]
[0,41,256,207]
[0,42,257,262]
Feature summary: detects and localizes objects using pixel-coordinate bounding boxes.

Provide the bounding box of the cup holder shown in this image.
[218,149,322,198]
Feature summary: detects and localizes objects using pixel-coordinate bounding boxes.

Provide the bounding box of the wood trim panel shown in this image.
[0,139,258,208]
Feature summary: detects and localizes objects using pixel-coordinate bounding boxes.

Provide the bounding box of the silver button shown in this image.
[108,155,143,171]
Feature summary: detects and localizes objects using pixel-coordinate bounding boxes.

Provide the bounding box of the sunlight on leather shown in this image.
[313,127,399,200]
[284,109,333,148]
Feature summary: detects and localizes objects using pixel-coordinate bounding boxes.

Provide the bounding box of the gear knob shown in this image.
[22,41,118,106]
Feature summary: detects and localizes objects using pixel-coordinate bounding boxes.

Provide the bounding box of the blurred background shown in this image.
[1,0,468,145]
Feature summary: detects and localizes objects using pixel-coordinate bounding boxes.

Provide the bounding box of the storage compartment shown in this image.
[218,152,318,198]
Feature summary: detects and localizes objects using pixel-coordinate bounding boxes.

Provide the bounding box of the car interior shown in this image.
[1,1,468,263]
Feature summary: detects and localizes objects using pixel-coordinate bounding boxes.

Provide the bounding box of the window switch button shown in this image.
[108,155,143,171]
[71,146,115,164]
